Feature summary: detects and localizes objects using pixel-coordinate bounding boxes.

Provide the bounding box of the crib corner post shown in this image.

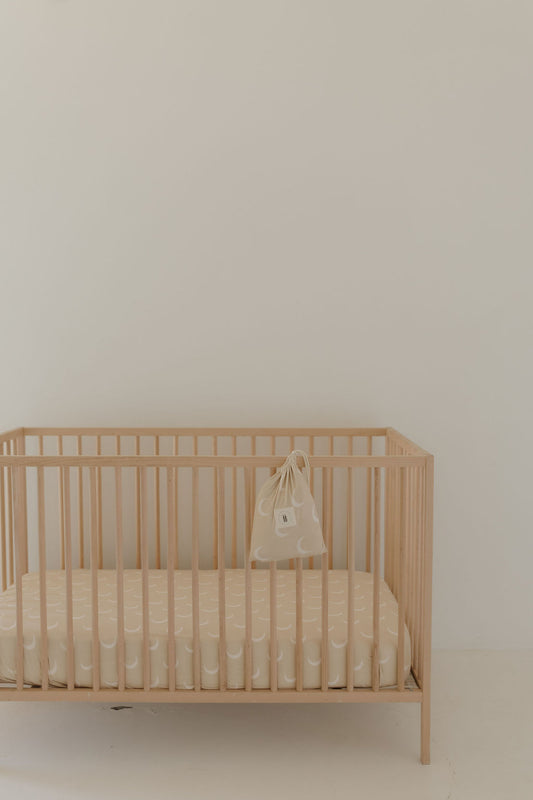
[420,452,434,766]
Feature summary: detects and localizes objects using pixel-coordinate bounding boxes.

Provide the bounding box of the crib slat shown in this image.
[269,437,276,482]
[410,466,416,676]
[77,436,84,569]
[413,466,421,678]
[6,443,13,586]
[1,450,6,592]
[384,448,390,587]
[346,439,351,567]
[408,467,414,671]
[154,437,161,570]
[420,459,432,689]
[346,465,354,692]
[308,436,314,570]
[321,465,330,691]
[244,467,252,691]
[390,446,396,593]
[58,437,65,571]
[321,464,327,555]
[372,468,381,692]
[14,435,28,578]
[269,561,277,692]
[321,446,329,573]
[173,435,179,569]
[140,467,150,691]
[135,436,141,569]
[387,444,397,597]
[115,466,126,692]
[270,435,276,475]
[251,437,257,570]
[417,466,426,681]
[415,466,421,678]
[217,467,226,691]
[296,557,303,691]
[397,468,407,690]
[167,467,176,692]
[63,468,75,690]
[388,457,396,595]
[96,436,103,569]
[328,438,333,569]
[212,437,218,570]
[366,436,372,572]
[89,467,100,691]
[405,466,411,664]
[192,465,201,691]
[394,448,400,597]
[37,466,48,690]
[287,436,296,569]
[231,437,237,569]
[321,550,329,691]
[14,465,24,690]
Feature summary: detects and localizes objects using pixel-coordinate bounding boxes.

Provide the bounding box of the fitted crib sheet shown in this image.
[0,569,411,690]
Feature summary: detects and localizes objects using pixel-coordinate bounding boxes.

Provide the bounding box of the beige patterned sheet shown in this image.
[0,569,411,690]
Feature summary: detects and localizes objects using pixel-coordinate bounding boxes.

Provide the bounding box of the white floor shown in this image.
[0,651,531,800]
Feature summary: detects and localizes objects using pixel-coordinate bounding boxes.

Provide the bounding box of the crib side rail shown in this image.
[0,439,431,700]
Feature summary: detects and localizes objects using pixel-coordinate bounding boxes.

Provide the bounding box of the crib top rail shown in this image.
[0,427,429,459]
[0,455,428,468]
[22,426,390,437]
[0,426,429,467]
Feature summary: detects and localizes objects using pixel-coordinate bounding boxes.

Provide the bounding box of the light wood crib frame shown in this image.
[0,426,434,763]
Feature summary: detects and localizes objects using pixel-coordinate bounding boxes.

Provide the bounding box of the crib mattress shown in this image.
[0,569,411,690]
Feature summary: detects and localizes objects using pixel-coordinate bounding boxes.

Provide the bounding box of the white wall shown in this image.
[1,1,532,649]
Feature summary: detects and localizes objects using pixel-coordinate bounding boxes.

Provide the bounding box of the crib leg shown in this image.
[420,696,431,765]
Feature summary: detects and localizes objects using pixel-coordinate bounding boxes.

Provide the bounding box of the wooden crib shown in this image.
[0,427,434,763]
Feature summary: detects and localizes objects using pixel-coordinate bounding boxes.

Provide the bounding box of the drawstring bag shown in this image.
[250,450,327,563]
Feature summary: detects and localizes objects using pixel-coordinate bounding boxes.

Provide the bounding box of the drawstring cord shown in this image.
[279,450,311,485]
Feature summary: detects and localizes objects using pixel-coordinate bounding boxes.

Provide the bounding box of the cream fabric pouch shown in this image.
[250,450,327,563]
